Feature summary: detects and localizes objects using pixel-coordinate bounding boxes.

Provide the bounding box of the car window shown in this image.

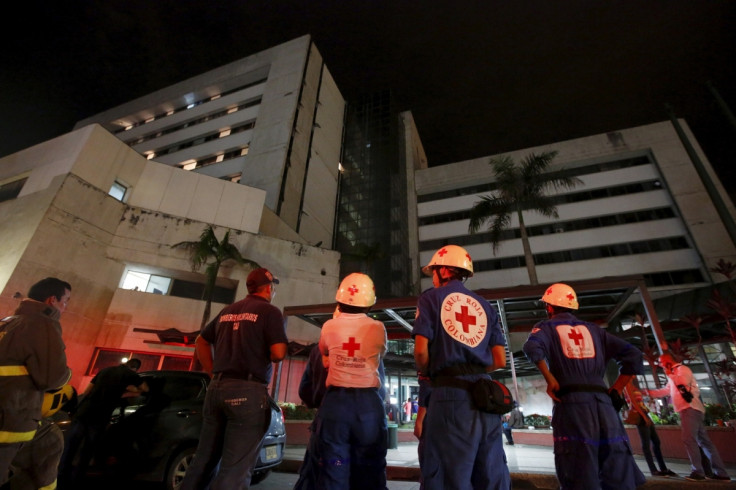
[160,376,204,402]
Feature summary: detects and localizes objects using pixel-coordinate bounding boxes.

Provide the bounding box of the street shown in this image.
[249,470,421,489]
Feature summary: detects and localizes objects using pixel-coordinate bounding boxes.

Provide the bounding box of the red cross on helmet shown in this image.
[540,283,579,310]
[336,272,376,307]
[422,245,474,277]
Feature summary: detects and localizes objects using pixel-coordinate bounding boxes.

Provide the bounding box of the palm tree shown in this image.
[173,226,259,331]
[710,259,736,295]
[468,151,582,285]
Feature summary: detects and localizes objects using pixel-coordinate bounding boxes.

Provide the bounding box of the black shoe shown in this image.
[706,474,731,481]
[651,470,665,477]
[661,469,678,477]
[685,472,706,482]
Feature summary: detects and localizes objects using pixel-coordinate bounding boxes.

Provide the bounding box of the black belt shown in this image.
[556,384,608,396]
[327,386,377,393]
[213,372,263,383]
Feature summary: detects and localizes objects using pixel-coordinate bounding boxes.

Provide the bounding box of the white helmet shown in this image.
[540,283,579,310]
[421,245,474,277]
[336,273,376,307]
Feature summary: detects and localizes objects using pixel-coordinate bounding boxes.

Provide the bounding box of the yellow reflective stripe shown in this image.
[39,478,57,490]
[0,365,29,376]
[0,428,36,443]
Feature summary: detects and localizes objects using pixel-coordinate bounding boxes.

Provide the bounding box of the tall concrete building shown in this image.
[75,35,345,249]
[415,120,736,297]
[412,119,736,414]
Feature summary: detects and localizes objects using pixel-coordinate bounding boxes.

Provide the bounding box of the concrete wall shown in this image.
[0,126,339,389]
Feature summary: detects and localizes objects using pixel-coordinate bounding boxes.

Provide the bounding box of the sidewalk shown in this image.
[278,442,736,489]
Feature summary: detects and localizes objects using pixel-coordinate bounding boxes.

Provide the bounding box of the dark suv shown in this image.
[99,370,286,489]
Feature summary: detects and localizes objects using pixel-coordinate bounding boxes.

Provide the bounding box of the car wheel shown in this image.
[250,469,270,486]
[165,446,196,490]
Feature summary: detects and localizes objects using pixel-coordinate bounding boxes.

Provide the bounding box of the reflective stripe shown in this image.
[0,365,28,376]
[0,428,37,443]
[39,478,57,490]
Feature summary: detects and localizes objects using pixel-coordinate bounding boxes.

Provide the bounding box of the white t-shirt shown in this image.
[319,312,387,389]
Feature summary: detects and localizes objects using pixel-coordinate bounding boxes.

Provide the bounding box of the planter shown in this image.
[511,425,736,464]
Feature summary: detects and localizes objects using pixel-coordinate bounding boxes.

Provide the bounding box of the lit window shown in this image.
[145,117,155,124]
[227,107,238,114]
[181,160,197,171]
[210,94,221,101]
[216,155,224,163]
[109,180,129,202]
[146,153,156,160]
[122,271,171,295]
[219,129,232,138]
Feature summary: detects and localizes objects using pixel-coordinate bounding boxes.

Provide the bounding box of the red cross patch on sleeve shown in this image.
[555,324,595,359]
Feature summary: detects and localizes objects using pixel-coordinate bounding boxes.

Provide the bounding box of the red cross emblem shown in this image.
[568,328,584,345]
[343,337,361,356]
[348,285,359,296]
[455,306,477,333]
[566,293,575,302]
[437,248,448,257]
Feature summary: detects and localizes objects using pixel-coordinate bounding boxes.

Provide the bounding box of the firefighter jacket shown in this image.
[0,300,71,444]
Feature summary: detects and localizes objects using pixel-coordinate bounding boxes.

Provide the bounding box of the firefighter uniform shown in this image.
[523,283,646,490]
[0,300,71,487]
[7,385,74,490]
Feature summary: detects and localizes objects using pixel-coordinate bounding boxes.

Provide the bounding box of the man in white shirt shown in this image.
[645,353,730,482]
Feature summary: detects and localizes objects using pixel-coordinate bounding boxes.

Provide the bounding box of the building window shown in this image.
[120,269,237,303]
[109,180,129,202]
[0,176,28,203]
[122,271,172,294]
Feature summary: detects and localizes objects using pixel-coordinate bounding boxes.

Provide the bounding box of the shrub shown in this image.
[524,413,551,428]
[650,411,680,425]
[704,403,733,426]
[278,402,318,420]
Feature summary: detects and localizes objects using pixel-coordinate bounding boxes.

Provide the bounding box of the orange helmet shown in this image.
[540,283,579,310]
[336,273,376,307]
[422,245,474,277]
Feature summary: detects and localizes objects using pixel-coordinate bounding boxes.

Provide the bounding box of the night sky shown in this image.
[2,1,735,192]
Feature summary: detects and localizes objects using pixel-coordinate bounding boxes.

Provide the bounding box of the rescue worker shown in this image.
[294,345,329,490]
[59,358,148,487]
[622,382,677,477]
[644,353,731,481]
[180,267,288,490]
[413,245,510,489]
[6,384,75,490]
[317,273,388,489]
[522,283,646,490]
[0,277,72,488]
